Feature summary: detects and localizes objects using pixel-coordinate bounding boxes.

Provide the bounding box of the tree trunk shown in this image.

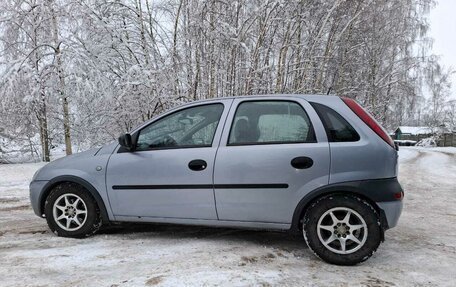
[275,21,292,93]
[49,0,72,155]
[173,0,184,98]
[38,89,50,162]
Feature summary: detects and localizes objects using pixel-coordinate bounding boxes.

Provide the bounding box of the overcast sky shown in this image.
[429,0,456,100]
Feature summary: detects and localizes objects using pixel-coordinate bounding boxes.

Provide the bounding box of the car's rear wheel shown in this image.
[302,194,381,265]
[44,183,101,238]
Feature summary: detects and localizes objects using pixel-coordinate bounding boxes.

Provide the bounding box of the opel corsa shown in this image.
[30,95,403,265]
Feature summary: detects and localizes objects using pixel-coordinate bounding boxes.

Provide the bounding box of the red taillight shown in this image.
[341,97,395,149]
[394,191,404,200]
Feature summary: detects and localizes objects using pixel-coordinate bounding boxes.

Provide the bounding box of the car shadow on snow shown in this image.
[98,222,307,254]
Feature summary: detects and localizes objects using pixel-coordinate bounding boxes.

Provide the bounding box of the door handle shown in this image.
[188,159,207,171]
[291,156,313,169]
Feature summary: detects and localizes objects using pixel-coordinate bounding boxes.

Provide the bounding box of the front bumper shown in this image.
[29,180,49,217]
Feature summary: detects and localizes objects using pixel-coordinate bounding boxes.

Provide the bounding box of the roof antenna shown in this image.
[326,87,332,95]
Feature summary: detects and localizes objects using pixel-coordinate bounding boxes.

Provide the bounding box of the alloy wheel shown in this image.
[317,207,368,254]
[52,193,88,231]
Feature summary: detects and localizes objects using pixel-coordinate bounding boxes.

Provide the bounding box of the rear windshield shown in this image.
[310,102,360,142]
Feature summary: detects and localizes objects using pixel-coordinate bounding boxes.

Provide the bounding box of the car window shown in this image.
[310,102,360,142]
[228,101,316,145]
[136,104,224,151]
[190,121,219,145]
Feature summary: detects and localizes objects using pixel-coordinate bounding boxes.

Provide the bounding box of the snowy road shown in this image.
[0,147,455,287]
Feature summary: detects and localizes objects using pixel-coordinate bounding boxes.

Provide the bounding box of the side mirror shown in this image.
[118,133,133,151]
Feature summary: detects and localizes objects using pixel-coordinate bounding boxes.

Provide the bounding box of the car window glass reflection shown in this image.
[136,104,224,150]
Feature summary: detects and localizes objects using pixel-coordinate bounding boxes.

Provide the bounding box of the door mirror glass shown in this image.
[118,133,133,150]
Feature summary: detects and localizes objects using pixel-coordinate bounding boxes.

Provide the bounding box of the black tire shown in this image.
[302,194,382,265]
[44,183,102,238]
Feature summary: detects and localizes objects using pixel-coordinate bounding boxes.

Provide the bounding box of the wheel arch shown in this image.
[291,181,391,240]
[39,175,110,223]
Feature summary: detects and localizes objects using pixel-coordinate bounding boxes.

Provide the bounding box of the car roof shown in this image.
[187,94,341,105]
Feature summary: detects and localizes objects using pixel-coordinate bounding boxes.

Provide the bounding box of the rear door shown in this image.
[213,97,330,223]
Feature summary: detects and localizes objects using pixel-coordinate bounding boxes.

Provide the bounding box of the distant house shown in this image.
[393,126,456,147]
[393,126,434,140]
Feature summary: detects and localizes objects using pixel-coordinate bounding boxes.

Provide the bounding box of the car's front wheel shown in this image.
[44,183,101,238]
[303,194,382,265]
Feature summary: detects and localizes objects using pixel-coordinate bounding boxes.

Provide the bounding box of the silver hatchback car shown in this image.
[30,95,403,265]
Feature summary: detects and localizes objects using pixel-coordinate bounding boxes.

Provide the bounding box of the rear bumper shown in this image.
[377,200,403,229]
[364,177,403,230]
[370,177,403,229]
[29,180,49,217]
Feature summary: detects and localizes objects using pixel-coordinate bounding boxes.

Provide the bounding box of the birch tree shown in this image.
[0,0,452,161]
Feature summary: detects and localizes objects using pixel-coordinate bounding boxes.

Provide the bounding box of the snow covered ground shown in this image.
[0,147,455,286]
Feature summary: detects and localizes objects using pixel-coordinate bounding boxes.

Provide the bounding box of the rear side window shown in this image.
[310,102,360,142]
[228,101,316,145]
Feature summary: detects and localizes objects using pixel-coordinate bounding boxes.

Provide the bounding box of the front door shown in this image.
[106,101,231,220]
[213,98,330,223]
